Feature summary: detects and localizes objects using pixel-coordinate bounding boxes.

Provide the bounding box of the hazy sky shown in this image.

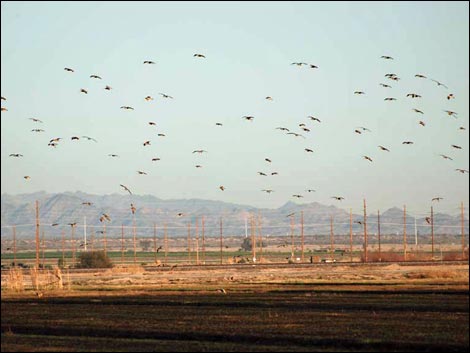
[1,1,469,215]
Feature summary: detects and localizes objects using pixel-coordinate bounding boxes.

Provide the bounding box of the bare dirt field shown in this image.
[1,262,469,352]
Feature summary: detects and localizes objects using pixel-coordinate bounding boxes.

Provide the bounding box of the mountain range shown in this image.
[1,192,467,240]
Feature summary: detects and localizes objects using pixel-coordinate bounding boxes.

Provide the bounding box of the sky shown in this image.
[1,1,469,215]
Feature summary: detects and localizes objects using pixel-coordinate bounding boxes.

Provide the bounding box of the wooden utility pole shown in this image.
[12,225,17,267]
[363,199,368,263]
[403,205,407,261]
[187,222,191,264]
[220,217,223,264]
[164,223,168,265]
[201,216,205,265]
[349,209,353,262]
[153,223,157,262]
[35,200,40,268]
[121,224,125,263]
[251,214,256,262]
[290,215,295,260]
[300,211,304,262]
[330,215,334,261]
[430,206,434,260]
[196,219,199,265]
[133,216,137,264]
[377,210,382,262]
[461,202,465,259]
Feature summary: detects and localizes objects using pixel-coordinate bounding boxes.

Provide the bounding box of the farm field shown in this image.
[1,262,469,352]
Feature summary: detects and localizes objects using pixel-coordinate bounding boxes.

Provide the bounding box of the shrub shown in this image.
[78,251,113,269]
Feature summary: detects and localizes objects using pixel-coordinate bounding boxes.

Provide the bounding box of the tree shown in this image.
[240,237,266,251]
[78,251,113,268]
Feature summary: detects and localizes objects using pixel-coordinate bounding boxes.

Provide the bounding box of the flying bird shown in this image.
[459,126,466,131]
[29,118,43,123]
[143,141,151,146]
[148,122,157,126]
[363,155,373,162]
[357,126,371,132]
[157,133,166,137]
[456,169,469,173]
[177,213,185,217]
[406,93,421,98]
[24,176,31,180]
[415,74,427,78]
[385,73,397,78]
[287,132,305,138]
[286,212,295,217]
[305,148,314,153]
[378,146,390,152]
[100,213,111,222]
[82,202,92,206]
[1,107,8,111]
[309,64,318,69]
[64,67,74,72]
[430,79,448,88]
[354,91,365,95]
[425,217,432,224]
[108,154,119,157]
[301,127,310,132]
[120,106,134,110]
[31,129,45,132]
[192,149,208,154]
[80,88,88,94]
[1,96,5,100]
[306,189,316,192]
[379,83,392,88]
[384,97,397,101]
[145,96,154,101]
[293,194,303,198]
[156,245,163,253]
[159,93,173,99]
[52,223,59,227]
[432,197,443,202]
[332,196,344,201]
[402,141,414,145]
[355,221,363,225]
[447,93,455,100]
[195,165,202,168]
[308,116,321,122]
[380,55,393,60]
[354,129,362,134]
[104,85,112,90]
[137,170,148,175]
[215,123,223,126]
[68,222,77,227]
[9,153,23,157]
[242,116,254,121]
[90,75,102,79]
[152,157,161,162]
[194,53,206,58]
[291,62,308,66]
[130,204,136,214]
[120,184,132,195]
[265,158,272,163]
[271,172,278,176]
[276,127,290,131]
[219,186,225,191]
[258,172,267,176]
[439,154,453,160]
[265,96,273,100]
[71,136,80,140]
[413,108,424,114]
[262,189,274,193]
[82,136,97,142]
[419,121,426,127]
[451,144,462,149]
[143,60,155,64]
[444,110,458,117]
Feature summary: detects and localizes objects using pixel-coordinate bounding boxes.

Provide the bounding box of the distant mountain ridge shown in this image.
[1,192,467,239]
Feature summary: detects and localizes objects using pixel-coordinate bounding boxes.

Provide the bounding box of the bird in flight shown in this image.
[137,170,148,175]
[439,154,453,160]
[9,153,23,157]
[271,172,278,176]
[52,223,59,227]
[157,133,166,137]
[385,73,397,78]
[291,62,308,66]
[120,184,132,195]
[379,83,392,88]
[1,96,5,100]
[215,122,223,126]
[425,217,432,224]
[145,96,154,101]
[24,176,31,180]
[100,213,111,222]
[68,222,77,227]
[363,156,373,162]
[258,172,267,176]
[80,89,88,94]
[242,116,254,121]
[1,107,7,112]
[32,129,45,132]
[430,79,448,88]
[459,126,466,131]
[194,53,206,58]
[355,220,363,225]
[432,197,443,202]
[219,186,225,191]
[402,141,414,145]
[120,106,134,110]
[82,202,92,206]
[413,108,424,114]
[415,74,427,78]
[193,149,208,154]
[444,110,458,118]
[286,212,295,217]
[156,245,163,253]
[265,158,272,163]
[262,189,274,193]
[456,169,469,174]
[354,129,362,134]
[143,141,151,146]
[332,196,344,201]
[159,93,173,99]
[152,157,161,162]
[406,93,421,98]
[143,60,155,64]
[265,96,273,101]
[29,118,43,123]
[104,85,112,90]
[148,122,157,126]
[287,132,305,138]
[357,126,371,132]
[108,154,119,157]
[309,64,318,69]
[82,136,97,142]
[308,116,321,122]
[354,91,365,95]
[276,127,290,131]
[195,165,202,168]
[292,194,303,198]
[380,55,393,60]
[384,97,397,101]
[131,203,136,214]
[64,67,74,72]
[176,213,185,217]
[447,93,455,100]
[305,148,314,153]
[90,75,102,79]
[451,144,462,149]
[71,136,80,141]
[419,121,426,127]
[306,189,316,192]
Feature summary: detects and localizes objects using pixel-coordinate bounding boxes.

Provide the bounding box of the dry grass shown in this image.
[6,267,24,292]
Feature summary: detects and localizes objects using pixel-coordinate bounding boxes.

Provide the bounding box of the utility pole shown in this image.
[290,215,295,260]
[35,200,40,268]
[220,217,223,264]
[403,205,407,261]
[377,210,381,262]
[363,199,368,263]
[196,219,199,265]
[84,216,87,251]
[258,212,263,262]
[330,215,334,261]
[349,208,353,262]
[431,206,434,260]
[301,211,304,262]
[461,202,465,260]
[12,225,17,267]
[201,216,205,264]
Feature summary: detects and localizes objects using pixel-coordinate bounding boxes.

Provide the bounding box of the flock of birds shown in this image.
[2,53,468,225]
